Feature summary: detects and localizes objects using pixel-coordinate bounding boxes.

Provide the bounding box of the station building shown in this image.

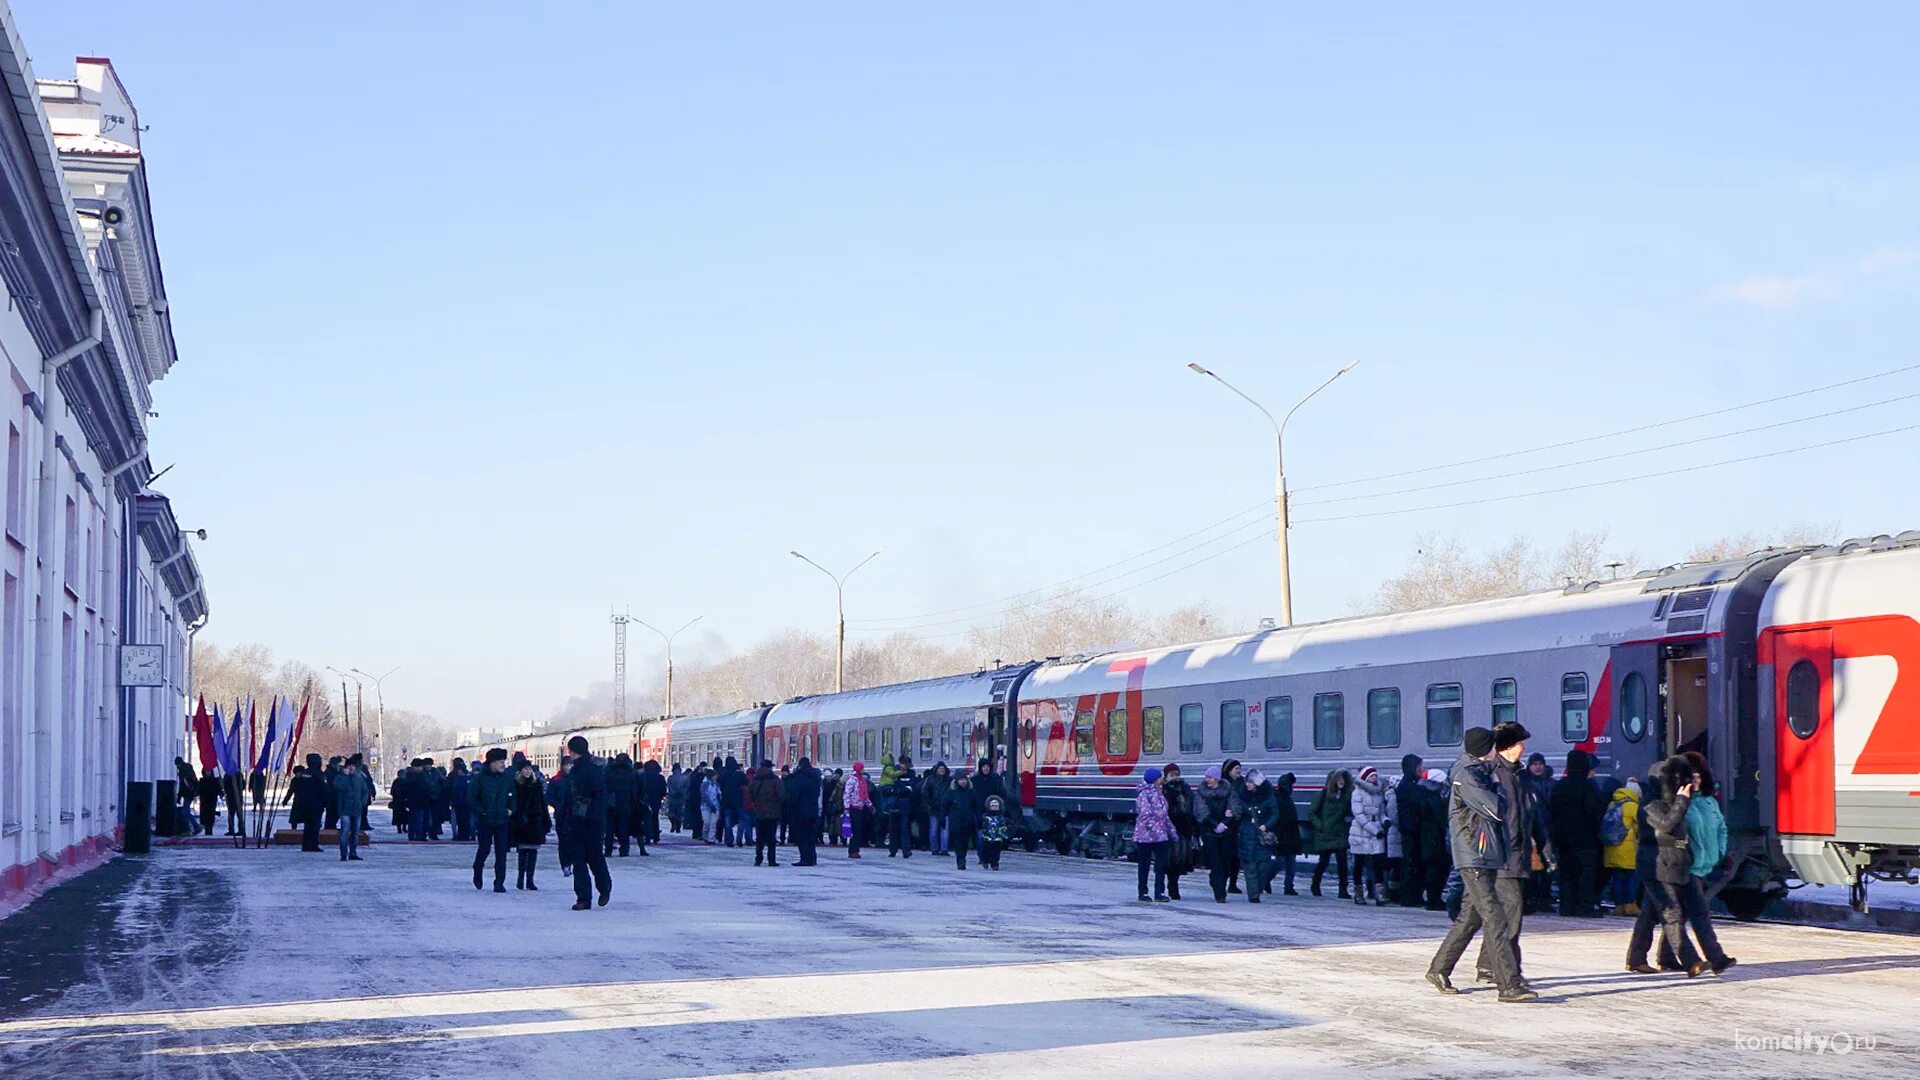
[0,6,207,906]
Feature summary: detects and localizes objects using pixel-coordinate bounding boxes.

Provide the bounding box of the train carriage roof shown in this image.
[1021,555,1781,701]
[661,705,767,742]
[767,664,1037,727]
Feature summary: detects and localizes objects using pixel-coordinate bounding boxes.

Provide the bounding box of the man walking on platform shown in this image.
[1426,727,1536,1003]
[786,756,822,866]
[471,748,515,892]
[563,736,613,910]
[335,755,373,861]
[748,759,785,867]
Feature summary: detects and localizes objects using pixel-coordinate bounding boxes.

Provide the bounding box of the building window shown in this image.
[1621,673,1648,742]
[1560,673,1590,741]
[4,423,23,542]
[1492,678,1517,725]
[1179,703,1203,754]
[1106,708,1128,756]
[1313,693,1345,750]
[1264,696,1292,751]
[1143,706,1164,756]
[1073,710,1095,757]
[1220,700,1247,753]
[1785,661,1820,740]
[1368,688,1402,748]
[1426,683,1463,746]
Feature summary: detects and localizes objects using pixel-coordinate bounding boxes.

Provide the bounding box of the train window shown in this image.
[1368,688,1402,748]
[900,727,912,761]
[832,732,842,762]
[1621,673,1648,742]
[1492,678,1518,725]
[1143,706,1165,755]
[920,726,935,760]
[1426,684,1463,746]
[788,734,799,762]
[1220,700,1247,753]
[941,723,951,762]
[863,730,875,762]
[882,728,893,756]
[1314,693,1345,750]
[1560,674,1590,741]
[1022,719,1036,761]
[1074,711,1095,757]
[1106,709,1128,756]
[1179,704,1204,753]
[1264,696,1293,751]
[1786,660,1820,739]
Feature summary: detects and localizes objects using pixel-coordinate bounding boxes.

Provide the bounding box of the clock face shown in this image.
[122,645,165,687]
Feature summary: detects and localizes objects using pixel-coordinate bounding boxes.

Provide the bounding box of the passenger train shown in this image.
[423,531,1920,919]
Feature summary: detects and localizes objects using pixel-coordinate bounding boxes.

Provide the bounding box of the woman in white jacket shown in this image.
[1348,765,1394,906]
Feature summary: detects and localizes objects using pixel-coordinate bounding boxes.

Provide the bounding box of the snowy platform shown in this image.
[1,824,1916,1078]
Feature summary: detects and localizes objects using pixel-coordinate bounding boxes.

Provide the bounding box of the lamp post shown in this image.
[791,549,883,693]
[326,666,368,771]
[1187,360,1359,627]
[350,665,400,783]
[635,616,703,718]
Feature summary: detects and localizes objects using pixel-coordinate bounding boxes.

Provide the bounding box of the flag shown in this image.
[221,704,243,774]
[246,696,259,774]
[282,695,311,774]
[191,697,217,770]
[255,697,278,773]
[269,697,297,771]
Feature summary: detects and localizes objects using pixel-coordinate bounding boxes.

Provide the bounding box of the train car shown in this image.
[1758,533,1920,907]
[762,663,1036,774]
[654,706,770,772]
[1013,546,1824,911]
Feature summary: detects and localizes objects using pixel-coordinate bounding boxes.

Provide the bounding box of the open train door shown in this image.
[1772,628,1836,836]
[1606,643,1662,784]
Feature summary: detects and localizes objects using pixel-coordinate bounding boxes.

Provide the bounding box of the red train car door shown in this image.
[1773,628,1835,835]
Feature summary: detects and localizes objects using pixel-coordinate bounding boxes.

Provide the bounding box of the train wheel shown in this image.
[1052,829,1072,856]
[1021,834,1040,853]
[1720,887,1769,922]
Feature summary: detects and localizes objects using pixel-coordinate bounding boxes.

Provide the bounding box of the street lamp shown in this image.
[325,666,367,765]
[791,549,883,693]
[350,665,400,782]
[1188,360,1359,627]
[635,616,703,718]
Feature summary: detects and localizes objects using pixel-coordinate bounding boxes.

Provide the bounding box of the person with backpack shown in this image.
[1548,748,1608,917]
[1602,778,1641,915]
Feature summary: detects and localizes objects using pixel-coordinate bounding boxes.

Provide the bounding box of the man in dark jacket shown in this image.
[639,760,666,847]
[748,760,785,867]
[604,754,638,858]
[1548,748,1607,917]
[786,757,823,866]
[719,756,749,847]
[321,756,342,832]
[666,763,688,834]
[290,753,327,852]
[1625,766,1684,972]
[887,760,918,859]
[197,768,223,835]
[449,760,474,842]
[1482,722,1552,991]
[1394,753,1425,907]
[1426,727,1534,1003]
[563,736,612,909]
[470,748,516,892]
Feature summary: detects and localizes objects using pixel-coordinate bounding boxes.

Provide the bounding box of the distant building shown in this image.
[454,728,503,747]
[0,9,207,905]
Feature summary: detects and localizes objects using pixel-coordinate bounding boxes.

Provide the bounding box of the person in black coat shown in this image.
[887,761,918,859]
[639,761,667,847]
[321,757,343,832]
[719,757,749,847]
[947,773,979,869]
[288,754,327,852]
[1270,771,1304,895]
[196,769,223,835]
[786,757,823,866]
[562,736,612,910]
[1394,753,1426,906]
[509,762,552,890]
[604,754,638,858]
[1639,756,1707,975]
[1548,748,1608,917]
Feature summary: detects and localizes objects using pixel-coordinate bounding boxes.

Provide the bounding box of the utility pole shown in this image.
[340,680,356,760]
[1188,361,1359,626]
[350,666,399,783]
[791,549,883,693]
[611,608,631,724]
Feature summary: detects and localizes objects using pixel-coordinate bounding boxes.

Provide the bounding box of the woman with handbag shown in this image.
[1237,770,1281,902]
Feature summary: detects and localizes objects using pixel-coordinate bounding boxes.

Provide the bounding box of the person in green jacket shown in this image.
[1309,769,1354,898]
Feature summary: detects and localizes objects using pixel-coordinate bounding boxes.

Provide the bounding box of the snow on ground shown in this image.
[1,815,1916,1079]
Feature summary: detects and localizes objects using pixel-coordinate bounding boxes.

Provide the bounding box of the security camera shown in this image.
[194,528,208,541]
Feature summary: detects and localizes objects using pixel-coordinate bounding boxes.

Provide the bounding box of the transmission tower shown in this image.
[610,608,631,724]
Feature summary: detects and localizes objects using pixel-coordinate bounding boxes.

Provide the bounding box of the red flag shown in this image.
[191,696,217,770]
[283,695,311,775]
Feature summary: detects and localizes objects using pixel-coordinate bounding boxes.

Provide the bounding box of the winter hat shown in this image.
[1527,750,1547,765]
[1625,777,1642,797]
[1401,753,1424,778]
[1244,768,1266,786]
[852,761,865,773]
[1464,727,1495,757]
[1425,768,1448,784]
[1357,765,1379,784]
[1565,748,1593,777]
[1204,765,1221,781]
[1143,767,1163,785]
[485,747,508,763]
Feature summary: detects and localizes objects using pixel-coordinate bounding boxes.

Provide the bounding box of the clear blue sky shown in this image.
[18,3,1919,728]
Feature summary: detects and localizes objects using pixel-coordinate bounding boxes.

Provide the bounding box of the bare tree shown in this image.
[1369,529,1636,614]
[1685,522,1835,563]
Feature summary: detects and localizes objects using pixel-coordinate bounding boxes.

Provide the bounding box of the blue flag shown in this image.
[221,704,244,774]
[255,696,278,773]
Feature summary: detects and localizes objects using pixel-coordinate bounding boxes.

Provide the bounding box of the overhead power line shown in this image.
[1291,392,1920,508]
[1292,423,1920,524]
[1291,361,1920,495]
